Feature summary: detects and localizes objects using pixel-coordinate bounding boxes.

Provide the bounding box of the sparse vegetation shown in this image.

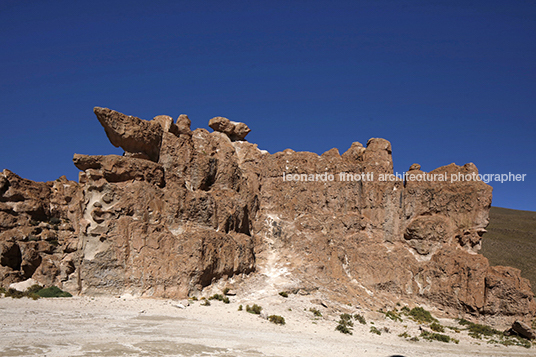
[489,335,532,349]
[246,304,262,314]
[35,286,72,298]
[445,325,461,333]
[1,285,71,299]
[407,307,438,324]
[5,288,24,299]
[455,318,530,347]
[201,299,211,306]
[457,318,500,339]
[339,313,353,326]
[398,331,411,338]
[370,326,381,335]
[238,305,243,311]
[268,315,286,325]
[208,294,230,304]
[420,330,454,343]
[223,287,230,295]
[309,308,322,317]
[380,308,402,322]
[189,296,198,301]
[278,291,288,298]
[336,323,352,335]
[335,314,354,335]
[430,322,445,333]
[354,314,366,325]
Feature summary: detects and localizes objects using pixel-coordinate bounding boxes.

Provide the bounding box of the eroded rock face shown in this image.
[0,170,82,287]
[94,107,163,162]
[208,116,251,141]
[1,107,534,323]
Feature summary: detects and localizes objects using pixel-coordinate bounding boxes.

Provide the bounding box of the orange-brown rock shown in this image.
[94,107,163,162]
[1,107,534,325]
[209,116,251,141]
[73,154,165,187]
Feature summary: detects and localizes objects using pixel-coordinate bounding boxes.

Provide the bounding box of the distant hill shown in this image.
[481,207,536,294]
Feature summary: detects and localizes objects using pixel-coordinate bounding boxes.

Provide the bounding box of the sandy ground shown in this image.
[0,294,533,357]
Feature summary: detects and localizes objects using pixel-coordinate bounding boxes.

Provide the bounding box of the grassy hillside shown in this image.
[481,207,536,294]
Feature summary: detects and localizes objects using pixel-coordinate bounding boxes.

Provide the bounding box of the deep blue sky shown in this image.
[1,0,535,211]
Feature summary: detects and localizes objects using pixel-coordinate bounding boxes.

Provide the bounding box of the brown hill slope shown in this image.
[481,206,536,294]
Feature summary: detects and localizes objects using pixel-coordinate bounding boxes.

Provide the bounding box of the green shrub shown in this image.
[430,322,445,333]
[0,286,6,295]
[409,307,438,324]
[457,319,500,338]
[420,330,451,343]
[189,296,198,301]
[246,304,262,314]
[446,326,460,333]
[336,323,352,335]
[201,299,211,306]
[309,308,322,317]
[335,313,355,335]
[268,315,286,325]
[339,313,353,326]
[26,284,42,294]
[208,294,230,304]
[401,306,410,314]
[496,335,532,349]
[384,309,403,322]
[370,326,381,335]
[398,332,411,338]
[354,314,366,325]
[36,286,72,298]
[3,285,45,300]
[223,288,230,295]
[5,288,24,299]
[278,291,288,298]
[238,305,243,311]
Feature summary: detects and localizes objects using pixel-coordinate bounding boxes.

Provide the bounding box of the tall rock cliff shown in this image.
[1,107,534,323]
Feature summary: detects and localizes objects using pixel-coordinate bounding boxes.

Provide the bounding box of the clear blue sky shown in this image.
[1,0,535,211]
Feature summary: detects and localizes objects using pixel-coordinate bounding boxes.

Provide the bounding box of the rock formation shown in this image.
[1,107,534,325]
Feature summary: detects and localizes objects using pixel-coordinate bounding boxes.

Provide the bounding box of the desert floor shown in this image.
[0,295,533,357]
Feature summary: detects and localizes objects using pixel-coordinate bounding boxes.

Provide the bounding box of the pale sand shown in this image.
[0,295,533,357]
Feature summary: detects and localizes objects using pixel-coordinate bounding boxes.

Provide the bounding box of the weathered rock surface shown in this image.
[94,107,163,162]
[73,154,165,187]
[209,116,251,141]
[1,107,535,325]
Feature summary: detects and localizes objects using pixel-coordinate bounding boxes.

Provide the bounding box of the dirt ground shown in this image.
[0,294,533,357]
